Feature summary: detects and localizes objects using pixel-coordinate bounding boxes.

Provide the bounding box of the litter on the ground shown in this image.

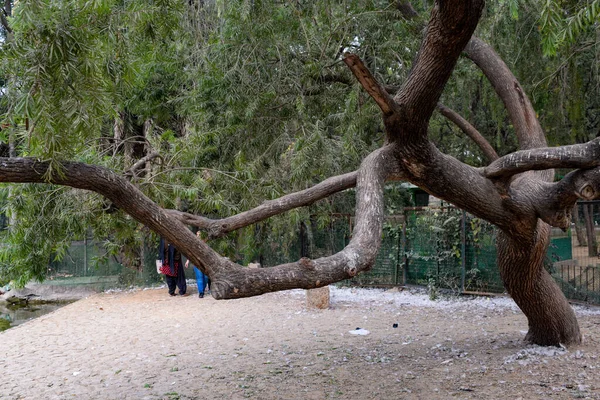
[349,328,370,335]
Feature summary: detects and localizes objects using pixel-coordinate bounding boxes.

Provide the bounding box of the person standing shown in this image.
[159,238,188,297]
[185,231,211,298]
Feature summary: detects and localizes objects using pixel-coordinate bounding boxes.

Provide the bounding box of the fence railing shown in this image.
[47,202,600,306]
[344,202,600,306]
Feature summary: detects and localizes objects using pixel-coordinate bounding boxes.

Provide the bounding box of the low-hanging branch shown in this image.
[0,152,394,299]
[209,146,394,298]
[165,171,360,237]
[485,138,600,179]
[0,157,219,272]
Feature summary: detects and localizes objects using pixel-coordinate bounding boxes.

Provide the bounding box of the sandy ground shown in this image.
[1,286,600,400]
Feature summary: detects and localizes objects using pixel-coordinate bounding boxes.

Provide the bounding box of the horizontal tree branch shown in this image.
[398,141,514,230]
[0,156,395,300]
[0,157,224,278]
[166,171,359,237]
[485,138,600,179]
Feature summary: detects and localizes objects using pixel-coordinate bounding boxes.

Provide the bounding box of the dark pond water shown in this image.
[0,301,72,332]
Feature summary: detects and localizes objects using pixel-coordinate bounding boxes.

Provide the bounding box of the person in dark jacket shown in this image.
[159,238,188,297]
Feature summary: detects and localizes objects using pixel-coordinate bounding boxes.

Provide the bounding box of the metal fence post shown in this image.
[84,236,88,277]
[461,210,466,293]
[401,210,408,285]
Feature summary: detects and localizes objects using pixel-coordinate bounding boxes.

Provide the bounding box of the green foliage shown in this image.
[0,0,599,286]
[540,0,600,56]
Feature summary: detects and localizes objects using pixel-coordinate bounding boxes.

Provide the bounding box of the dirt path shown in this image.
[1,286,600,399]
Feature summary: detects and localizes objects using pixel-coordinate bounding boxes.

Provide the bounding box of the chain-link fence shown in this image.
[47,239,165,289]
[345,203,598,306]
[45,202,600,306]
[340,207,503,293]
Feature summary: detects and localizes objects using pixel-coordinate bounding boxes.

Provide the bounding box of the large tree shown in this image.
[2,0,600,347]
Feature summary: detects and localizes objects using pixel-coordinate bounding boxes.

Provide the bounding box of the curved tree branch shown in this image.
[0,157,225,278]
[209,146,394,298]
[396,141,515,229]
[464,37,546,151]
[165,171,360,237]
[390,4,547,154]
[526,168,600,230]
[485,138,600,179]
[341,3,511,229]
[0,155,393,300]
[436,103,499,162]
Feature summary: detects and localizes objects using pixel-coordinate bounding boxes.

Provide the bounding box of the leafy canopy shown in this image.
[0,0,598,285]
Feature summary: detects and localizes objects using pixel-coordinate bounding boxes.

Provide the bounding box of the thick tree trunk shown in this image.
[497,223,581,346]
[583,203,598,257]
[573,204,587,247]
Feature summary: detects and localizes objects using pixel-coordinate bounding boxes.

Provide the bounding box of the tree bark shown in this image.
[351,1,583,346]
[573,204,587,246]
[497,224,581,346]
[166,171,361,237]
[583,203,598,257]
[0,150,394,300]
[209,146,395,298]
[392,1,485,139]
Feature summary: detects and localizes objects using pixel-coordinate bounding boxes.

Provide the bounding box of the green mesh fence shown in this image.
[463,213,503,293]
[404,207,463,290]
[48,240,123,278]
[42,202,600,306]
[260,216,351,268]
[47,239,166,289]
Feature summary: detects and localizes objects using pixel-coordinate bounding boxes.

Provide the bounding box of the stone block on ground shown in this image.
[306,286,330,309]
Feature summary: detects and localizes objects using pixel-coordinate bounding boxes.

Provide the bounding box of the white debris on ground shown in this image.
[328,285,520,312]
[319,285,600,317]
[3,282,600,399]
[503,345,568,365]
[348,328,370,335]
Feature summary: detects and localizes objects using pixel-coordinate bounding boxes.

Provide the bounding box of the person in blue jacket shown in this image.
[159,238,188,297]
[185,231,211,298]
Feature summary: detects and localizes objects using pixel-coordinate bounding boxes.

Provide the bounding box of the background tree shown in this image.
[1,0,600,347]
